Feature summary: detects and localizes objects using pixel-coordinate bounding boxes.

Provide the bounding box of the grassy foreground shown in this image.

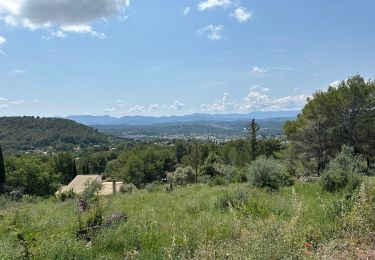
[1,180,374,259]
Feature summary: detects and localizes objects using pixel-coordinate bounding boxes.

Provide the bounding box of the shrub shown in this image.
[216,190,249,211]
[174,166,196,185]
[81,180,102,202]
[209,175,229,186]
[57,189,76,201]
[145,182,163,192]
[247,156,291,190]
[119,183,138,194]
[320,146,365,193]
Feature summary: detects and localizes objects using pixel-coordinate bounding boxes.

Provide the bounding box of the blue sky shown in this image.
[1,0,375,117]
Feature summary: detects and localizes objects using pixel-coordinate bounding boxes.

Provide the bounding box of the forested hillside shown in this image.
[0,117,109,152]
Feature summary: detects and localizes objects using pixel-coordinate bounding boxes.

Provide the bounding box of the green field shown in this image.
[1,180,374,259]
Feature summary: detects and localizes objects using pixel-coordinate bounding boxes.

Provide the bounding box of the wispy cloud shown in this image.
[8,69,26,76]
[0,36,6,45]
[183,7,191,16]
[148,104,159,112]
[198,25,224,40]
[252,66,267,75]
[231,7,252,23]
[0,98,26,109]
[198,0,232,11]
[104,107,116,113]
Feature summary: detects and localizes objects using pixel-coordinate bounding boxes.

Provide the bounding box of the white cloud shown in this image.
[252,66,267,75]
[0,0,130,38]
[201,87,308,113]
[170,100,184,111]
[148,104,159,112]
[51,30,66,38]
[329,80,341,88]
[128,105,143,113]
[60,24,107,39]
[116,99,125,108]
[0,98,26,109]
[201,92,239,112]
[0,36,6,45]
[104,107,116,113]
[231,7,252,23]
[198,0,232,11]
[198,25,224,40]
[8,69,26,76]
[183,7,191,16]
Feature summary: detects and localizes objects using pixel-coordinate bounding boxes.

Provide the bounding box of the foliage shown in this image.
[0,144,5,194]
[247,156,292,190]
[2,181,374,259]
[56,189,76,202]
[246,119,260,161]
[284,75,375,174]
[173,166,196,185]
[80,180,102,203]
[104,145,176,187]
[54,152,77,184]
[0,116,109,153]
[119,183,138,193]
[320,146,365,192]
[5,154,60,196]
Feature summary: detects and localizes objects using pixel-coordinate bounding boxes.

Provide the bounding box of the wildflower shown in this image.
[306,250,310,255]
[305,242,311,247]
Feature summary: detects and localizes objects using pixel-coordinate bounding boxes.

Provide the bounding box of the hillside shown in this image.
[0,117,110,152]
[1,181,375,259]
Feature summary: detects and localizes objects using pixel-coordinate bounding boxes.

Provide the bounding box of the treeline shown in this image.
[0,116,110,152]
[284,75,375,175]
[0,75,374,197]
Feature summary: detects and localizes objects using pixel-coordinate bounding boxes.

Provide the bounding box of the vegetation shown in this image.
[0,144,5,194]
[0,75,374,258]
[0,117,109,152]
[1,180,375,259]
[247,156,293,190]
[284,75,375,174]
[320,146,365,193]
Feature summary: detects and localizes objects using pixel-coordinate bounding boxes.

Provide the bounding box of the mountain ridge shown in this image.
[65,110,300,126]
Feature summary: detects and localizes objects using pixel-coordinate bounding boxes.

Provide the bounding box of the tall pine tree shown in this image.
[0,144,6,194]
[246,119,260,161]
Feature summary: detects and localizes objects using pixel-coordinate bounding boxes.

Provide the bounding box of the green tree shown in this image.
[0,144,5,194]
[246,119,260,161]
[175,141,186,164]
[54,152,76,184]
[284,75,375,174]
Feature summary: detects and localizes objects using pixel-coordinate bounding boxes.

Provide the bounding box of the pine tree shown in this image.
[246,119,260,161]
[0,144,6,194]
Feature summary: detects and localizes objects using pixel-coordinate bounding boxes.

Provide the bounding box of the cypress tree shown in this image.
[0,144,6,194]
[72,159,78,178]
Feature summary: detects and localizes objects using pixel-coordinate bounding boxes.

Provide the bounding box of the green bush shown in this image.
[320,146,365,193]
[216,189,249,211]
[119,183,138,194]
[173,166,196,185]
[247,156,292,190]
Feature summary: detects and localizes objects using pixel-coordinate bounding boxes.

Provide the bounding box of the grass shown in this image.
[0,179,374,259]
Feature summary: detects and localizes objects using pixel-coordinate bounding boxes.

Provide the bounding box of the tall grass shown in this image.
[0,179,374,259]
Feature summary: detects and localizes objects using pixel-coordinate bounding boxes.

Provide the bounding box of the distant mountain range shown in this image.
[65,111,300,126]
